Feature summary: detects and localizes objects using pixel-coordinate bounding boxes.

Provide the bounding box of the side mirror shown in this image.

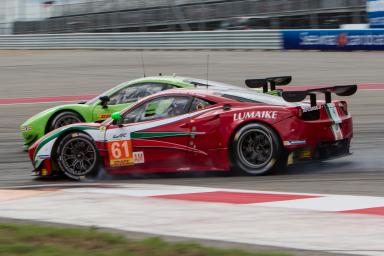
[99,95,110,109]
[111,112,123,126]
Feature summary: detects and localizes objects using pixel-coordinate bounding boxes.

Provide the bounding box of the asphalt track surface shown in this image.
[1,50,384,197]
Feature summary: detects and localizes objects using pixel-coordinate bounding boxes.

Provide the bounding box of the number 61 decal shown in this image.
[107,140,134,167]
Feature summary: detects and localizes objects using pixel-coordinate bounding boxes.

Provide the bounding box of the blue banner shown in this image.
[368,0,384,28]
[282,29,384,50]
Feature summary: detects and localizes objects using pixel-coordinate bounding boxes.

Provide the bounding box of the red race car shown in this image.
[29,79,357,180]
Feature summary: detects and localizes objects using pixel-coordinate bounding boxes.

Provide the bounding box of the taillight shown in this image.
[339,101,348,115]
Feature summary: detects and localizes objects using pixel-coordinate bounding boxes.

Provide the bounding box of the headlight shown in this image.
[20,126,32,132]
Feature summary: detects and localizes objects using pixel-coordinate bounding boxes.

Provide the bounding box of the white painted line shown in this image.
[65,186,217,197]
[254,195,384,211]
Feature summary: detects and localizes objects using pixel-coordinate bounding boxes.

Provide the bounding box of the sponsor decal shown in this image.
[302,105,322,113]
[38,155,50,159]
[283,140,306,146]
[300,32,384,47]
[113,133,128,139]
[283,29,384,50]
[98,113,111,120]
[20,126,32,132]
[107,140,134,167]
[133,151,145,164]
[233,111,277,121]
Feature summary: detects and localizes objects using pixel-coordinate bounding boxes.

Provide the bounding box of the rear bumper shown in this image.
[288,138,351,164]
[314,138,351,160]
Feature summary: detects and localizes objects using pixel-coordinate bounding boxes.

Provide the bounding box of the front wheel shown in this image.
[48,111,83,132]
[231,123,281,175]
[56,132,100,180]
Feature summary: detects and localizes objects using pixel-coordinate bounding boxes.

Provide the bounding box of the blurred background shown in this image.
[0,0,370,35]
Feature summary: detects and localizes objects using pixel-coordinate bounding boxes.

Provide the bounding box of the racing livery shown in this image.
[28,84,357,180]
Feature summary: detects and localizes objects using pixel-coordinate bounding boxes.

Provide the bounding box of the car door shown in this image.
[184,97,223,169]
[92,83,174,122]
[104,95,195,173]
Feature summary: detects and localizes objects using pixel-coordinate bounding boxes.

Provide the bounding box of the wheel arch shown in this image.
[51,128,101,179]
[227,120,285,168]
[45,109,86,134]
[228,120,284,149]
[50,128,93,172]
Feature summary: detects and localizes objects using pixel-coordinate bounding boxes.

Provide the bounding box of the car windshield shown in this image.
[85,81,130,105]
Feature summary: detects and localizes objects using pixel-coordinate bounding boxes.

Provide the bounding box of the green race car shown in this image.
[20,75,285,148]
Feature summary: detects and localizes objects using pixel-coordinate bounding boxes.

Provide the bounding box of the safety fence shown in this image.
[0,30,281,50]
[1,29,384,50]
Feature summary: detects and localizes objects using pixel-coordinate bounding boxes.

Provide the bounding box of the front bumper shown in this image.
[20,127,38,146]
[31,159,53,177]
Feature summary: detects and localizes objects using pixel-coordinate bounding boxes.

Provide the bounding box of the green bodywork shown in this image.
[20,75,280,147]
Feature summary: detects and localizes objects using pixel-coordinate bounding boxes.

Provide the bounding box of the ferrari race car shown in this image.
[28,82,357,180]
[20,75,284,148]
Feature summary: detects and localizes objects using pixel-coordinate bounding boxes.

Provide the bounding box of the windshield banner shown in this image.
[282,29,384,50]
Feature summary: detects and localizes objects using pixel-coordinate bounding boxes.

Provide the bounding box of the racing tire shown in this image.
[48,111,83,132]
[56,132,100,180]
[231,123,281,175]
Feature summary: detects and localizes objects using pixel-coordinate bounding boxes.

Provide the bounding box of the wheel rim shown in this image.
[54,115,82,129]
[60,137,97,176]
[237,129,273,169]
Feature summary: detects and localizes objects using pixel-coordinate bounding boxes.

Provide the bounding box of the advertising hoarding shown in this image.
[282,29,384,50]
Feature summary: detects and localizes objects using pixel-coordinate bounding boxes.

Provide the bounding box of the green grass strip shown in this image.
[0,223,292,256]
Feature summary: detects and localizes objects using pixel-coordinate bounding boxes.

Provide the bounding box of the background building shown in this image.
[3,0,369,34]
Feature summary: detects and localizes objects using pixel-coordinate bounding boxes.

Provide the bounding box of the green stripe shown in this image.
[131,131,203,139]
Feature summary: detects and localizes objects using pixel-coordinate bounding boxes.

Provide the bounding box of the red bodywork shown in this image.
[30,89,353,176]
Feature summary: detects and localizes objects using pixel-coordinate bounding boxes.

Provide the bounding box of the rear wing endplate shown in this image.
[282,85,357,106]
[245,76,292,93]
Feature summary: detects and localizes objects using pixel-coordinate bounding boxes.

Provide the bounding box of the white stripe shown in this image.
[330,124,344,140]
[64,187,217,197]
[258,195,384,212]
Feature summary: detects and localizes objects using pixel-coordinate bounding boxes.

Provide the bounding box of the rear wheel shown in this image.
[48,111,83,132]
[231,123,281,175]
[56,132,100,180]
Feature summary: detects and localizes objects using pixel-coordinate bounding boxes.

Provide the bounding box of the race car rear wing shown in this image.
[282,85,357,106]
[245,76,292,93]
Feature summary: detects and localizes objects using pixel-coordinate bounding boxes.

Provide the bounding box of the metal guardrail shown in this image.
[0,30,281,50]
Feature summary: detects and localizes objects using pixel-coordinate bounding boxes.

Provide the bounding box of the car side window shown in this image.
[123,96,191,124]
[122,105,146,124]
[108,83,174,105]
[189,97,212,112]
